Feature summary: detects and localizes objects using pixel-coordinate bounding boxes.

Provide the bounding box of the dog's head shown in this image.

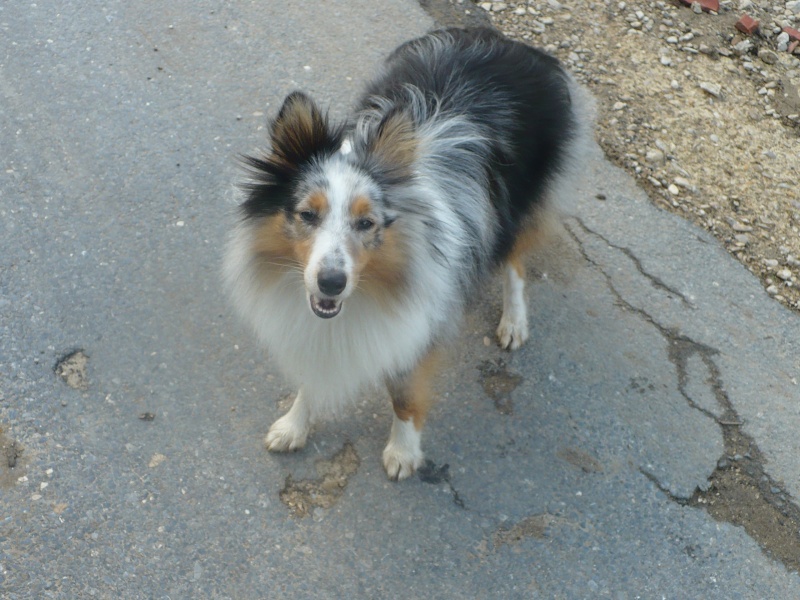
[241,92,417,319]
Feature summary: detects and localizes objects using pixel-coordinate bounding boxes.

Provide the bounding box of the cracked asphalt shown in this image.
[2,0,800,597]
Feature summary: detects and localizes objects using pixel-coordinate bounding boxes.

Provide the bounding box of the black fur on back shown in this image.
[358,27,577,263]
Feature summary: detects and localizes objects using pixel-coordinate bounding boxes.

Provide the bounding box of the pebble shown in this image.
[764,258,779,267]
[767,284,779,295]
[699,81,723,98]
[660,55,673,66]
[613,101,628,110]
[646,149,666,165]
[668,183,680,195]
[529,20,547,33]
[777,269,793,281]
[759,49,779,65]
[777,31,791,52]
[692,2,703,13]
[733,222,753,232]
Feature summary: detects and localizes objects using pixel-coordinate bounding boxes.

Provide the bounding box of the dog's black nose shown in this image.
[317,269,347,296]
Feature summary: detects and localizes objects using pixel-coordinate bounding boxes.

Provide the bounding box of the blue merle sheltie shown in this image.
[223,27,594,480]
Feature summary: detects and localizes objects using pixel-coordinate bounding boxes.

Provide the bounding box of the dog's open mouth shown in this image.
[309,295,342,319]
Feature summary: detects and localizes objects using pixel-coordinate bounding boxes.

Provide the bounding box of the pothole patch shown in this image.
[477,358,523,415]
[493,513,566,548]
[55,350,89,390]
[688,438,800,573]
[0,427,26,488]
[557,447,604,474]
[279,442,360,518]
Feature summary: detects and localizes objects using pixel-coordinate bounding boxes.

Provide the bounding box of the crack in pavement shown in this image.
[417,460,466,509]
[573,217,695,309]
[567,218,800,574]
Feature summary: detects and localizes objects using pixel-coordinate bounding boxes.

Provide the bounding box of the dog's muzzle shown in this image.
[310,269,347,318]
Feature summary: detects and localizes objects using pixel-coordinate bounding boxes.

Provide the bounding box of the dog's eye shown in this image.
[355,218,375,232]
[299,210,317,224]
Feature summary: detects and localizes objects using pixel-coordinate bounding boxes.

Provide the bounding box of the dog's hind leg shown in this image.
[497,256,529,351]
[264,387,311,452]
[382,349,441,481]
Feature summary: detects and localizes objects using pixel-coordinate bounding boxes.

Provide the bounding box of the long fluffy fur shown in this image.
[223,27,593,475]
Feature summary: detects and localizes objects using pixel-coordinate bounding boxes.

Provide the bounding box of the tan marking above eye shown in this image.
[350,195,373,218]
[306,191,329,215]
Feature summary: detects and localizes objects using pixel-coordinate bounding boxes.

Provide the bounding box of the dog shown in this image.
[223,27,592,480]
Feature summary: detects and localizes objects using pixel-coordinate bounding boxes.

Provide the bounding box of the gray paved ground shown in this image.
[2,1,800,598]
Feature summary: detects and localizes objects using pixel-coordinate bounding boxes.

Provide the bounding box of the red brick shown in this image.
[790,40,800,54]
[679,0,718,10]
[784,26,800,42]
[696,0,719,12]
[735,14,760,35]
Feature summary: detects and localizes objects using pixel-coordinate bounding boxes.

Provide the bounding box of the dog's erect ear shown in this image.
[240,92,341,219]
[364,107,417,183]
[269,91,337,172]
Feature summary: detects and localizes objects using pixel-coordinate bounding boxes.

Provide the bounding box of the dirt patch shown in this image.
[279,442,360,518]
[692,455,800,572]
[0,427,26,488]
[55,350,89,390]
[654,331,800,573]
[477,358,523,414]
[557,446,604,473]
[493,513,561,547]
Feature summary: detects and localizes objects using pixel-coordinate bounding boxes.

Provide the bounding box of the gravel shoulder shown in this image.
[477,0,800,311]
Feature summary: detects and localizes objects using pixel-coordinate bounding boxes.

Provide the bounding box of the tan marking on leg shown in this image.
[506,219,548,277]
[387,348,442,430]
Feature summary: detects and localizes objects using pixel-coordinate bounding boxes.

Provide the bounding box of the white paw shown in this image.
[383,443,424,481]
[264,412,309,452]
[497,313,529,351]
[383,416,424,481]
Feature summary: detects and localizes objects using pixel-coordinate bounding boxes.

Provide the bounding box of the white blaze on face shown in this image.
[303,162,376,303]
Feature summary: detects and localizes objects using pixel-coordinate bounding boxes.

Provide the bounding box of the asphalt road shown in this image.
[2,1,800,598]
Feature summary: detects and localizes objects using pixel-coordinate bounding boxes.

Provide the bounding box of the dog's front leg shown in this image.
[382,349,440,480]
[265,387,311,452]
